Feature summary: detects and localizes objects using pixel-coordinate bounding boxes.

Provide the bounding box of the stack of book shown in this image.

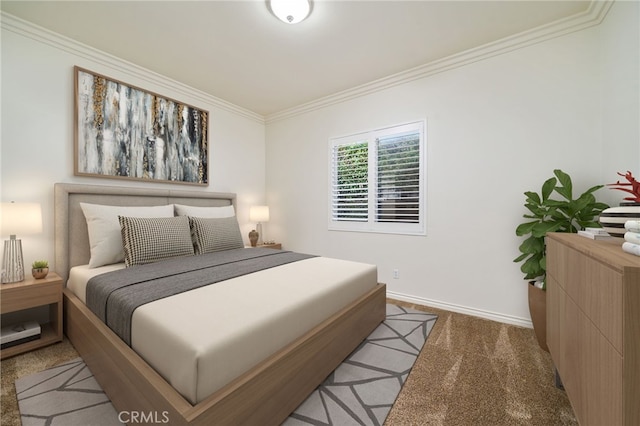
[0,321,41,349]
[577,227,612,240]
[622,221,640,256]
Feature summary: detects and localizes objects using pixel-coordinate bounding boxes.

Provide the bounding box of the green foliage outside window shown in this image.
[335,142,368,220]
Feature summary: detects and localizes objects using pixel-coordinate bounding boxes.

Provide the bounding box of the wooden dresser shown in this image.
[546,233,640,426]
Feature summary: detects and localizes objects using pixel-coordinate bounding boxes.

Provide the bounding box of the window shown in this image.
[329,121,425,235]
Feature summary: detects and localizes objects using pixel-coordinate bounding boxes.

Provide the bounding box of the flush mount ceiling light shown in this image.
[268,0,311,24]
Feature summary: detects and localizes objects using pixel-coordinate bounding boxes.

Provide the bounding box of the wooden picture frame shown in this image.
[74,66,209,186]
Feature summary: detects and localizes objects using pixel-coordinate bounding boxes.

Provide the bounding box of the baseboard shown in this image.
[386,290,533,329]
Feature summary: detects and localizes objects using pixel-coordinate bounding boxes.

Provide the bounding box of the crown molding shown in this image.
[1,1,614,127]
[0,12,265,124]
[265,0,614,124]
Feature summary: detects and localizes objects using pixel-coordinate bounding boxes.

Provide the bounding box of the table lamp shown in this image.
[249,205,270,246]
[1,202,43,283]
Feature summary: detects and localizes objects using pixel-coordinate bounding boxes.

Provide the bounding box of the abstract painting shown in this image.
[74,66,208,185]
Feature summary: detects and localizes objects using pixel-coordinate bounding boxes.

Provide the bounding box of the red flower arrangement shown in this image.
[608,171,640,203]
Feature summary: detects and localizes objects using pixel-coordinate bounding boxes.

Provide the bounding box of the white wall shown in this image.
[265,1,640,326]
[1,17,267,267]
[1,3,637,327]
[599,1,640,195]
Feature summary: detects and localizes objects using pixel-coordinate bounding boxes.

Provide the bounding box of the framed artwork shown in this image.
[74,66,209,186]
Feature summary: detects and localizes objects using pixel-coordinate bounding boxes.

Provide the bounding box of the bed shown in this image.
[54,183,386,425]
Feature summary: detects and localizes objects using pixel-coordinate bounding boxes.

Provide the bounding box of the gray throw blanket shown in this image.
[86,248,315,345]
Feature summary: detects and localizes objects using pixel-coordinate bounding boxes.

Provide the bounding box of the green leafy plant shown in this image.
[514,169,609,289]
[32,260,49,269]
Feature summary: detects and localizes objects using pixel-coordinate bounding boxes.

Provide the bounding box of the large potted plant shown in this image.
[514,169,609,351]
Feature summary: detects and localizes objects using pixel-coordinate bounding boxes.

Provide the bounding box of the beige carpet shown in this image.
[2,338,79,426]
[386,300,576,425]
[1,300,576,426]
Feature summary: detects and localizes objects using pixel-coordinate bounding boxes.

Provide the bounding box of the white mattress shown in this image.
[67,255,377,405]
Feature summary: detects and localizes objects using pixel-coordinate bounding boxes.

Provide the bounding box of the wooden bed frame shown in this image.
[54,183,386,425]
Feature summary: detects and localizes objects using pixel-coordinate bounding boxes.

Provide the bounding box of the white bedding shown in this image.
[67,254,377,405]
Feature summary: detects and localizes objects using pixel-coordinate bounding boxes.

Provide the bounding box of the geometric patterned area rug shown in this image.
[15,304,436,426]
[284,304,437,425]
[15,358,123,426]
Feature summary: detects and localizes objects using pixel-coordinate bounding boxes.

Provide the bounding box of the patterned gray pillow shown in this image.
[119,216,195,267]
[189,216,244,254]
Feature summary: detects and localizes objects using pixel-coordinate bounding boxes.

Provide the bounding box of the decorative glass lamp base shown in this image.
[2,238,25,283]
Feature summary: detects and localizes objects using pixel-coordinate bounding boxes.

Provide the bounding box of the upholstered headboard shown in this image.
[54,183,236,283]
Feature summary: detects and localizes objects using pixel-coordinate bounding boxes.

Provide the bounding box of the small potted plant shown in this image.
[514,169,609,350]
[31,260,49,279]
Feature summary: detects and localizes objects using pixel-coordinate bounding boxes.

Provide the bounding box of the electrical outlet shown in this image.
[392,269,399,279]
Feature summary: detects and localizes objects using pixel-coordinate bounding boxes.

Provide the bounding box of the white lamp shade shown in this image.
[1,202,43,236]
[269,0,311,24]
[249,205,270,223]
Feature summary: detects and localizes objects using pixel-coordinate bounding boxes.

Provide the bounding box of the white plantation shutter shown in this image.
[375,131,421,224]
[329,121,425,235]
[330,140,369,222]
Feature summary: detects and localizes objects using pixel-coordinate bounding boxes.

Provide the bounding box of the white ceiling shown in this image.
[2,1,591,117]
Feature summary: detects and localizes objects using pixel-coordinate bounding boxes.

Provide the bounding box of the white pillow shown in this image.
[174,204,235,218]
[80,203,174,268]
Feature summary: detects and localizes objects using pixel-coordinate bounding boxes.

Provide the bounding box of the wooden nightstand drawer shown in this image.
[246,243,282,249]
[1,279,62,313]
[260,243,281,249]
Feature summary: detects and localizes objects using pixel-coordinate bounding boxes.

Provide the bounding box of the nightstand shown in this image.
[1,272,63,359]
[247,243,282,249]
[258,243,282,250]
[260,243,282,249]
